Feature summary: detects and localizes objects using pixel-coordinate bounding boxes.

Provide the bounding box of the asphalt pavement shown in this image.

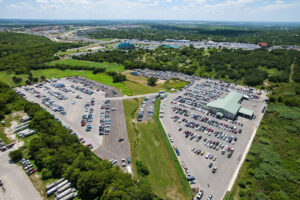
[0,151,41,200]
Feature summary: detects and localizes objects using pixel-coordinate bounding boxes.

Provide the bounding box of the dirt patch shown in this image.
[166,188,187,200]
[157,79,166,84]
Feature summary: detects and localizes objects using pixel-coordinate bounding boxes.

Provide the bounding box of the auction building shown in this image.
[206,91,254,119]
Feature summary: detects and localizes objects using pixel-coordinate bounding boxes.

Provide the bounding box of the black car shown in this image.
[119,138,124,142]
[0,180,3,186]
[209,163,213,168]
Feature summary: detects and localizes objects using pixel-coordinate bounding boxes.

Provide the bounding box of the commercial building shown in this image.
[117,42,135,50]
[207,91,253,119]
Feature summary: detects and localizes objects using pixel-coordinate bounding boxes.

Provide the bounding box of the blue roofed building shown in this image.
[162,45,179,49]
[117,42,135,50]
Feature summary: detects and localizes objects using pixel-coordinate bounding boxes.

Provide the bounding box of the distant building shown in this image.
[117,42,135,50]
[207,91,253,119]
[162,45,179,49]
[258,42,268,47]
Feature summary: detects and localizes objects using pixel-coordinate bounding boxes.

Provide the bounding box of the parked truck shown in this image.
[55,183,71,195]
[60,192,77,200]
[46,178,65,191]
[47,180,69,196]
[55,188,76,200]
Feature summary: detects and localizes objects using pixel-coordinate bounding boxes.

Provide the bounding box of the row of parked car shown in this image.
[99,100,111,135]
[70,84,94,95]
[41,96,67,115]
[20,159,37,176]
[137,97,150,121]
[48,90,68,100]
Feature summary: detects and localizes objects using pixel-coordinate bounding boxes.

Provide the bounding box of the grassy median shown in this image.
[123,98,192,200]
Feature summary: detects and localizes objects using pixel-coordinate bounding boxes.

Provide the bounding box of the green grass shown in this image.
[164,78,189,90]
[47,59,125,72]
[56,50,77,56]
[125,72,189,95]
[123,98,192,200]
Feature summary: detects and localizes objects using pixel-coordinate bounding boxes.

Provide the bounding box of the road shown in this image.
[106,93,158,100]
[0,151,41,200]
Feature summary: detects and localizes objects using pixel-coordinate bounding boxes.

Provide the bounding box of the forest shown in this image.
[0,32,80,74]
[86,25,300,45]
[74,46,300,88]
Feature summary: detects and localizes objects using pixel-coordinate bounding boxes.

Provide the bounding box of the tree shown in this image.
[9,149,23,162]
[136,160,149,176]
[33,77,39,83]
[12,76,22,84]
[147,77,157,86]
[40,75,46,81]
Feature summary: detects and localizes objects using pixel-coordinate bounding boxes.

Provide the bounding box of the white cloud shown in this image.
[0,0,299,21]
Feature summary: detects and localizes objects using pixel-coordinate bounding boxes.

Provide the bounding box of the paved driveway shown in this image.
[0,151,41,200]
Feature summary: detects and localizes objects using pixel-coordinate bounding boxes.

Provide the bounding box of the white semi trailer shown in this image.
[55,183,71,195]
[46,178,65,191]
[55,188,76,200]
[60,192,77,200]
[47,180,69,196]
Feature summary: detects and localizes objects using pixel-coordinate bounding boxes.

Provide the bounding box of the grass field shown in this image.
[48,59,125,72]
[125,71,189,95]
[123,98,192,200]
[56,50,77,56]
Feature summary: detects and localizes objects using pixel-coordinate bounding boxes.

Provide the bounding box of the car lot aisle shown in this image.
[0,152,41,200]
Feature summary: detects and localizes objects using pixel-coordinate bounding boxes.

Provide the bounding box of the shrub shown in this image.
[9,149,23,162]
[239,180,246,188]
[248,168,255,176]
[136,160,150,176]
[239,189,246,197]
[147,77,157,86]
[41,168,52,180]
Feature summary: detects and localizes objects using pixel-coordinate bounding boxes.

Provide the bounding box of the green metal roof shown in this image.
[207,91,243,115]
[239,107,254,116]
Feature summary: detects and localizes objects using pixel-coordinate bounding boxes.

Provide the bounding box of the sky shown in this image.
[0,0,299,22]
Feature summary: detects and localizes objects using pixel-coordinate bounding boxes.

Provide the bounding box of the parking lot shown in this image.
[15,77,131,171]
[160,78,268,200]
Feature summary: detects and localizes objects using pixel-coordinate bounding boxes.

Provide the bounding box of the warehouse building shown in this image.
[206,91,253,119]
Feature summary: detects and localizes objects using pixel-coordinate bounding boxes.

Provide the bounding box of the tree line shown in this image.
[74,46,300,86]
[86,26,300,45]
[0,32,80,74]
